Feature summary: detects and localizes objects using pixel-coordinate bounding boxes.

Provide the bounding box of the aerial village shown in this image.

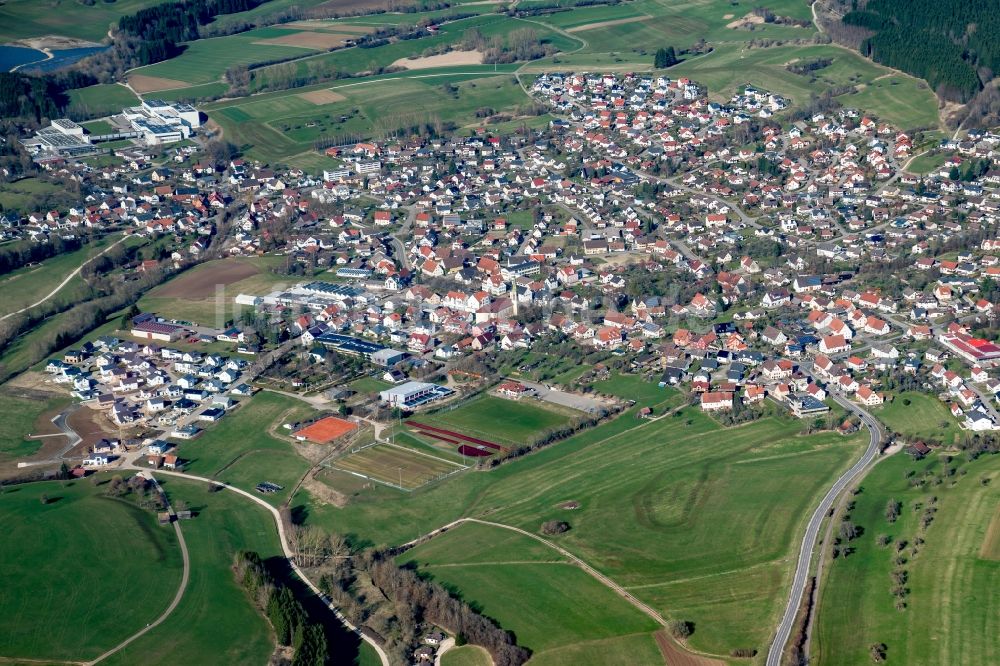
[13,71,1000,477]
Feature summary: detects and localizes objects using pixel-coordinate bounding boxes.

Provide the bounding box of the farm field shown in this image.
[128,25,370,91]
[209,70,527,163]
[138,256,297,326]
[306,405,867,657]
[813,453,1000,666]
[174,391,316,506]
[0,479,184,662]
[330,442,463,490]
[400,522,662,663]
[420,394,575,447]
[876,392,962,445]
[99,477,284,666]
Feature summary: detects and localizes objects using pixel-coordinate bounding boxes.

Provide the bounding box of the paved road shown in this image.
[87,473,191,665]
[122,462,390,666]
[765,393,883,666]
[0,234,130,322]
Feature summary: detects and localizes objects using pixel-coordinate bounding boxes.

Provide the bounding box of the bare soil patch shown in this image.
[653,630,726,666]
[566,16,649,32]
[299,89,347,105]
[154,258,260,299]
[559,500,580,510]
[722,13,735,19]
[12,35,100,50]
[727,13,766,29]
[392,50,484,69]
[128,74,191,93]
[66,406,116,455]
[304,472,349,508]
[255,31,354,50]
[981,502,1000,560]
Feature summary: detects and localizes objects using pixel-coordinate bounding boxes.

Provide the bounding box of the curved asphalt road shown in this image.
[766,393,882,666]
[123,463,391,666]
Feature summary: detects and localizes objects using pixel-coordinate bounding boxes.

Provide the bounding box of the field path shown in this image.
[401,517,725,664]
[86,473,190,666]
[0,234,130,322]
[120,461,391,666]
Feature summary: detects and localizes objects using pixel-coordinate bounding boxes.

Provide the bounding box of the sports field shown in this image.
[0,479,184,661]
[421,394,574,447]
[876,392,961,445]
[400,522,663,664]
[331,442,462,490]
[306,406,867,657]
[813,453,1000,665]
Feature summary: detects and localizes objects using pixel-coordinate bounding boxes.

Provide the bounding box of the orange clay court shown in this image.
[294,416,358,443]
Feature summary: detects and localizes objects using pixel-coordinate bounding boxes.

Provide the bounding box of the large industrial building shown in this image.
[22,100,202,159]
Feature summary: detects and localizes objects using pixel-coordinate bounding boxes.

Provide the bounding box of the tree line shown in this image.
[233,550,329,666]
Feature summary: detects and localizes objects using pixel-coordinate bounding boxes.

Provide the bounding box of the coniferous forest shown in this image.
[842,0,1000,102]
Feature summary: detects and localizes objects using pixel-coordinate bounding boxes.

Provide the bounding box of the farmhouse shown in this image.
[701,391,734,411]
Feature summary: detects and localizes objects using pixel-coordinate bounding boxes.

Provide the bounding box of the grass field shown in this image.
[67,83,141,117]
[305,405,867,657]
[0,479,184,661]
[904,150,949,175]
[400,522,662,663]
[331,442,462,490]
[0,390,72,462]
[813,453,1000,665]
[876,392,961,445]
[175,391,316,506]
[0,0,167,42]
[421,394,573,447]
[592,372,684,409]
[440,645,492,666]
[666,43,939,129]
[0,235,124,318]
[0,177,68,213]
[99,477,283,666]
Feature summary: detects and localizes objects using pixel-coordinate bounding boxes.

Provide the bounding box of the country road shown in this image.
[0,234,130,322]
[122,462,391,666]
[87,473,190,666]
[765,393,883,666]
